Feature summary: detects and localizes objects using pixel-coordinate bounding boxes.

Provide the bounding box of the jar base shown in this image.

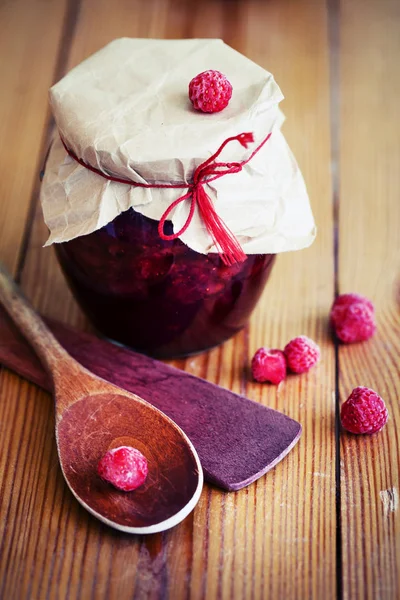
[100,326,246,360]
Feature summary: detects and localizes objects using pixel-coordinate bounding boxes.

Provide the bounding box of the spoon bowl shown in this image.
[0,264,203,533]
[57,388,203,533]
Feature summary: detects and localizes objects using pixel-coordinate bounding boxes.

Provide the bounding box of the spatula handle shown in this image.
[0,263,70,380]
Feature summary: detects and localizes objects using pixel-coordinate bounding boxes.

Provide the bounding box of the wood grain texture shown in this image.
[0,0,398,597]
[233,2,336,599]
[0,0,69,273]
[338,0,400,598]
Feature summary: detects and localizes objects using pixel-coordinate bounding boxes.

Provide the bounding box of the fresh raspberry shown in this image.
[251,348,286,384]
[189,70,232,113]
[330,294,376,343]
[97,446,148,492]
[340,387,388,434]
[284,335,320,374]
[331,293,374,318]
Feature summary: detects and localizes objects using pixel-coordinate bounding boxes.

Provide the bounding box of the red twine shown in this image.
[61,131,272,266]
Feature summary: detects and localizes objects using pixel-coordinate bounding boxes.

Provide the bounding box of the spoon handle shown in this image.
[0,263,73,380]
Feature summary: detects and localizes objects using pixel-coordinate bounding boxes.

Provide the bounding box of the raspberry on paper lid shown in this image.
[50,38,283,177]
[41,38,316,257]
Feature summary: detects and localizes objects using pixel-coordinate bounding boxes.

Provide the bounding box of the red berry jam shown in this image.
[55,208,275,358]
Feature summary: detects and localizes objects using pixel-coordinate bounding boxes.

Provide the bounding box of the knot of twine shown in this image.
[61,130,272,266]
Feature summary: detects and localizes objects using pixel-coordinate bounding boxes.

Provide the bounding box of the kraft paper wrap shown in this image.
[41,38,316,255]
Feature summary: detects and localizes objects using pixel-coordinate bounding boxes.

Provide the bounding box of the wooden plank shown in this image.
[241,2,336,598]
[338,1,400,598]
[0,2,71,599]
[1,0,335,599]
[0,0,69,274]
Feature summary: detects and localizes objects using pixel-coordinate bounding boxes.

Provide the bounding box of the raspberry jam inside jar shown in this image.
[56,208,275,358]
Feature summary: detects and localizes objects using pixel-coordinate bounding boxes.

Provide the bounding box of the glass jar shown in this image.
[55,208,275,358]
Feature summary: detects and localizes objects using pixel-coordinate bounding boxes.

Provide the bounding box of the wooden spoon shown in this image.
[0,264,203,534]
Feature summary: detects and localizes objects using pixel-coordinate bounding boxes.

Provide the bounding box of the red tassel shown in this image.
[195,184,246,266]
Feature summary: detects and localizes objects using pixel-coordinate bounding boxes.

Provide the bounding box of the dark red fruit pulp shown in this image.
[55,208,275,358]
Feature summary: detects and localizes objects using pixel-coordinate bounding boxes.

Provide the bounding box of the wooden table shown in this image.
[0,0,399,598]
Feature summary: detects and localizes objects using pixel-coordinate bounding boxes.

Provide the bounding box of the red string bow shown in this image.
[61,131,272,266]
[158,132,256,266]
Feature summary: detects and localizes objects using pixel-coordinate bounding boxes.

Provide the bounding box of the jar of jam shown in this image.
[41,39,315,358]
[55,208,275,357]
